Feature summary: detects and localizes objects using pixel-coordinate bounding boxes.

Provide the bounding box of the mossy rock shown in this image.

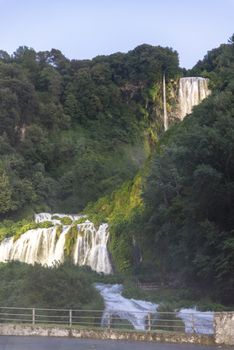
[38,221,54,229]
[55,225,63,240]
[74,217,88,225]
[64,225,79,256]
[59,216,73,225]
[13,221,54,242]
[13,222,37,242]
[51,215,60,220]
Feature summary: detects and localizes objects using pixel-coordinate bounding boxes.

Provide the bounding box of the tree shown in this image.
[0,50,10,62]
[0,167,12,214]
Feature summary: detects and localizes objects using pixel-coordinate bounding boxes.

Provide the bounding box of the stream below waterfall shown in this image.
[0,213,214,335]
[95,283,158,330]
[95,283,214,335]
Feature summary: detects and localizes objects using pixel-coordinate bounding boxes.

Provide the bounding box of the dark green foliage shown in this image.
[64,225,79,256]
[133,37,234,304]
[0,261,104,309]
[84,36,234,305]
[59,216,72,225]
[0,44,179,217]
[1,37,233,308]
[0,167,12,214]
[74,217,88,224]
[189,34,234,91]
[85,174,144,273]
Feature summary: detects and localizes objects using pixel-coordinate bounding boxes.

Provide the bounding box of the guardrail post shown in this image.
[108,313,111,330]
[213,312,215,335]
[191,313,195,333]
[148,312,151,331]
[32,308,35,326]
[69,310,72,327]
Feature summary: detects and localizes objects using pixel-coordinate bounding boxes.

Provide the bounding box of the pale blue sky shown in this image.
[0,0,233,68]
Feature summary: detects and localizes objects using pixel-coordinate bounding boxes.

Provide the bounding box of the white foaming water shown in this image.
[95,284,214,334]
[95,283,158,330]
[179,77,210,119]
[0,213,112,274]
[177,308,214,335]
[35,213,83,224]
[73,223,112,274]
[0,226,69,266]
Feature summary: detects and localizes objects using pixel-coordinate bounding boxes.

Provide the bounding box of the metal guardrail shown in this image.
[0,307,214,334]
[137,283,160,290]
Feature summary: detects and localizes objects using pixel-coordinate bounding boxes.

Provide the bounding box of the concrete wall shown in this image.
[1,312,234,346]
[214,312,234,345]
[0,324,214,345]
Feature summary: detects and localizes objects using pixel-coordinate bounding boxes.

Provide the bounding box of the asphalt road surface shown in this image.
[0,337,233,350]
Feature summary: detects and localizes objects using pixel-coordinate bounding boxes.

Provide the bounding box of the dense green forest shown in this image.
[143,35,234,304]
[0,36,234,307]
[0,261,104,309]
[88,35,234,304]
[0,44,179,216]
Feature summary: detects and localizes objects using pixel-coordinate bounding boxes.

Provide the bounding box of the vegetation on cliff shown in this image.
[0,44,179,217]
[0,261,104,309]
[90,36,234,305]
[86,173,144,272]
[0,36,234,307]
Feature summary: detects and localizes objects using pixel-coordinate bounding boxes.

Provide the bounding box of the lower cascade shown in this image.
[0,213,112,274]
[95,284,214,334]
[95,283,158,330]
[177,308,214,335]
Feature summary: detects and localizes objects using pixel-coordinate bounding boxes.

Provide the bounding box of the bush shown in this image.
[0,261,104,310]
[0,219,54,242]
[59,216,73,225]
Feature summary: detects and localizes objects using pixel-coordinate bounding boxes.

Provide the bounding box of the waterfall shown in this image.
[0,227,68,266]
[0,213,112,274]
[95,283,158,330]
[179,77,210,119]
[163,72,168,130]
[95,284,214,334]
[35,213,81,224]
[73,222,112,274]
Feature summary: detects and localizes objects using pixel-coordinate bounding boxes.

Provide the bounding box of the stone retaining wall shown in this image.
[0,324,214,345]
[1,313,234,346]
[214,312,234,345]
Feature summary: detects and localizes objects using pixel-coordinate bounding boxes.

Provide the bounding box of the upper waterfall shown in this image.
[0,213,112,274]
[179,77,210,119]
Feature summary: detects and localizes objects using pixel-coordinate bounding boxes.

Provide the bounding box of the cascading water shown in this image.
[95,283,214,334]
[177,308,214,335]
[73,222,111,274]
[179,77,210,119]
[95,283,158,330]
[0,213,112,274]
[0,226,69,266]
[35,213,81,224]
[0,213,214,334]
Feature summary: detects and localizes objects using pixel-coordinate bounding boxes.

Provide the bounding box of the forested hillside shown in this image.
[88,35,234,304]
[0,45,179,218]
[0,36,233,306]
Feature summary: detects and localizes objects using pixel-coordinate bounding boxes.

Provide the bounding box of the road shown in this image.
[0,336,233,350]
